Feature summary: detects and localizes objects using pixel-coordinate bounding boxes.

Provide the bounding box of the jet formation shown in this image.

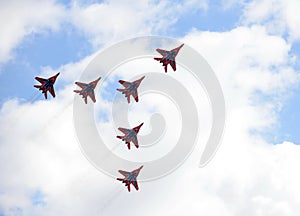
[117,76,145,103]
[117,166,143,192]
[116,123,143,149]
[74,77,101,104]
[154,43,184,72]
[33,42,186,191]
[34,72,60,99]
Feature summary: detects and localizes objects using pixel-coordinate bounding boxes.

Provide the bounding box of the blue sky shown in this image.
[0,25,91,104]
[172,1,243,35]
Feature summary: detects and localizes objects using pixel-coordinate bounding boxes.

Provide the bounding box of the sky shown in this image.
[1,0,300,215]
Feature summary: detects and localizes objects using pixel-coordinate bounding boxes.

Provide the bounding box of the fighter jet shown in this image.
[74,77,101,104]
[116,123,143,149]
[117,165,143,192]
[34,72,60,99]
[154,43,184,72]
[117,76,145,103]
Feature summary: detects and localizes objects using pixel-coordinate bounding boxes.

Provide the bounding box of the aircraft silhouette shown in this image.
[154,44,184,72]
[74,77,101,104]
[117,76,145,103]
[116,123,143,149]
[117,165,143,192]
[34,72,60,99]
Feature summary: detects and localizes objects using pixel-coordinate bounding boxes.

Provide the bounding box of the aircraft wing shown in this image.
[118,170,130,177]
[49,76,57,83]
[132,89,139,102]
[132,135,139,148]
[156,48,168,56]
[171,44,184,56]
[44,91,48,99]
[116,88,131,103]
[118,127,131,135]
[88,91,96,103]
[170,60,176,71]
[75,82,88,89]
[126,93,131,103]
[35,77,47,84]
[89,77,101,88]
[49,86,56,98]
[132,180,139,191]
[119,80,132,88]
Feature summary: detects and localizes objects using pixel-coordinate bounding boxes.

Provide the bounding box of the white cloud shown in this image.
[69,0,207,48]
[0,0,65,65]
[242,0,300,41]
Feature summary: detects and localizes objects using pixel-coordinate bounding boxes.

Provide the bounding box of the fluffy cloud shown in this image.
[69,0,207,48]
[0,0,65,65]
[242,0,300,41]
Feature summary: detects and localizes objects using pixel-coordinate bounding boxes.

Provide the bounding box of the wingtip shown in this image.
[133,122,143,133]
[95,77,101,83]
[178,43,184,49]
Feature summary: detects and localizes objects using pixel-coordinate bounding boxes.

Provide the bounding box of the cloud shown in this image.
[0,0,65,65]
[242,0,300,41]
[69,0,208,48]
[0,22,300,216]
[0,0,208,68]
